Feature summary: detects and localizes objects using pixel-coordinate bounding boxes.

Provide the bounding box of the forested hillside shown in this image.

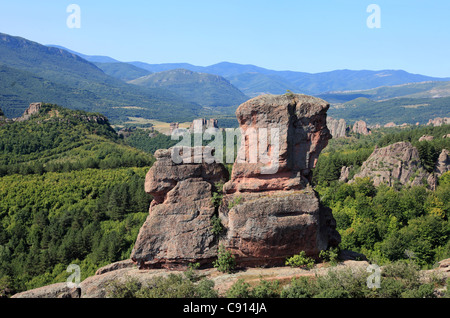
[0,104,156,295]
[0,103,154,176]
[313,124,450,267]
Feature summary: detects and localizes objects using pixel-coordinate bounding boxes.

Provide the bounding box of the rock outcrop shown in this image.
[131,93,340,269]
[350,142,449,189]
[427,117,450,127]
[15,102,42,122]
[339,166,352,182]
[384,122,397,128]
[219,94,340,266]
[130,147,229,269]
[327,117,347,139]
[435,149,450,176]
[419,135,434,142]
[352,120,371,135]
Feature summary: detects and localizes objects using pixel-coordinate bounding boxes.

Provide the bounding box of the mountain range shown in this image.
[0,32,448,125]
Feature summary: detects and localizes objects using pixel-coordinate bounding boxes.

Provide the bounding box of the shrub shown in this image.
[213,245,236,273]
[251,279,280,298]
[106,273,218,298]
[285,251,315,269]
[319,247,340,266]
[225,279,251,298]
[210,215,224,236]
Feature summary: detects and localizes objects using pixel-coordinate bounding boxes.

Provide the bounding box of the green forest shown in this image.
[313,125,450,268]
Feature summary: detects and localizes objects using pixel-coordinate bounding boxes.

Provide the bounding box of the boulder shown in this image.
[15,102,42,122]
[130,147,229,269]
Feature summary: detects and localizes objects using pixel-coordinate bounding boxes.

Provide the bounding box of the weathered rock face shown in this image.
[223,94,332,194]
[220,190,340,267]
[350,142,448,189]
[219,94,340,266]
[327,117,347,139]
[130,148,229,268]
[435,149,450,176]
[352,120,371,135]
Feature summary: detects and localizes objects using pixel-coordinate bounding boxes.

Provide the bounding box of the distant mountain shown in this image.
[47,45,120,63]
[0,33,202,122]
[125,61,450,95]
[318,81,450,103]
[129,68,249,108]
[93,62,152,82]
[328,96,450,125]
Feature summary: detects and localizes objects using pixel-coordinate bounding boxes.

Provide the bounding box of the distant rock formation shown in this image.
[350,141,449,189]
[15,102,43,122]
[327,117,347,138]
[339,166,352,182]
[169,122,179,134]
[435,149,450,176]
[427,117,450,127]
[419,135,434,142]
[190,118,219,132]
[384,122,397,128]
[352,120,371,135]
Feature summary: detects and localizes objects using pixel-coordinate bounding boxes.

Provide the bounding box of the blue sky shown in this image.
[0,0,449,77]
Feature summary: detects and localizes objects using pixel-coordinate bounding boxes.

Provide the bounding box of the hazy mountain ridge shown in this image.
[128,68,249,107]
[0,33,202,122]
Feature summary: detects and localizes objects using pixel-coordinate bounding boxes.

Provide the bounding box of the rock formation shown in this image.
[419,135,434,142]
[190,118,219,132]
[350,141,449,189]
[327,117,347,139]
[352,120,371,135]
[131,93,340,269]
[435,149,450,176]
[384,122,397,128]
[339,166,352,182]
[220,94,340,266]
[223,94,332,194]
[15,102,42,122]
[130,147,229,269]
[427,117,450,127]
